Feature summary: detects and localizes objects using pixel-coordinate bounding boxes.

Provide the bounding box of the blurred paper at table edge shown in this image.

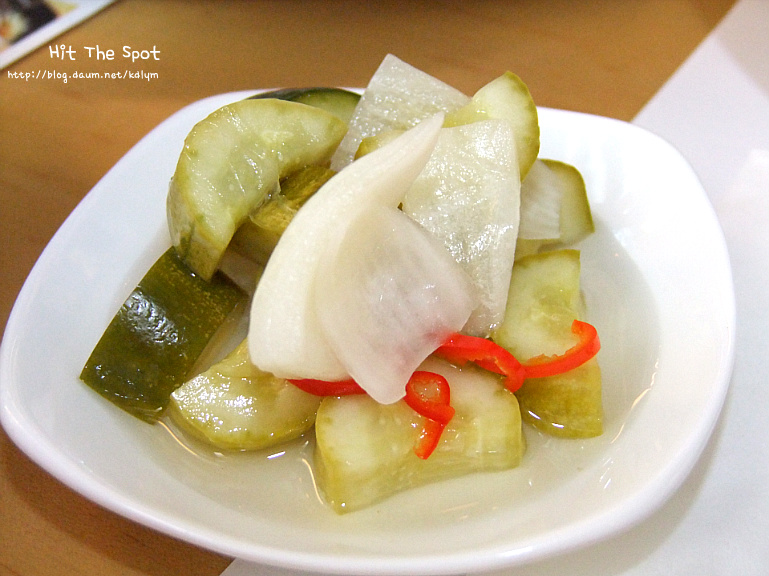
[1,0,115,69]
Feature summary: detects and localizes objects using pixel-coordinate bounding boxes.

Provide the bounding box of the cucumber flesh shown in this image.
[169,340,321,451]
[250,88,361,125]
[444,71,540,180]
[495,250,585,359]
[314,358,525,513]
[354,129,405,159]
[167,98,347,280]
[516,360,602,438]
[492,249,603,438]
[229,165,336,266]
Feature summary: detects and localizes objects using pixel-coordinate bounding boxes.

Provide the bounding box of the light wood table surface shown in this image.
[0,1,736,574]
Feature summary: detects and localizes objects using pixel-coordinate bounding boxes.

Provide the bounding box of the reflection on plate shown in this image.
[0,92,735,575]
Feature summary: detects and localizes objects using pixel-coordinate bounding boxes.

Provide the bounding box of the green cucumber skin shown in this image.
[543,159,594,245]
[80,247,246,422]
[250,87,361,124]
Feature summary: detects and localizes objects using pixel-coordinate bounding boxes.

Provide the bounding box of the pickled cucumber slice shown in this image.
[229,165,336,265]
[515,159,595,259]
[250,87,361,125]
[494,249,584,360]
[314,358,525,513]
[167,98,348,280]
[80,248,247,422]
[516,360,602,438]
[169,340,321,450]
[492,250,602,438]
[444,71,540,179]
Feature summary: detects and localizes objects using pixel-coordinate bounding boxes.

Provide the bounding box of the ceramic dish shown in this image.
[0,91,735,575]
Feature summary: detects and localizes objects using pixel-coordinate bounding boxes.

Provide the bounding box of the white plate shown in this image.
[0,92,735,575]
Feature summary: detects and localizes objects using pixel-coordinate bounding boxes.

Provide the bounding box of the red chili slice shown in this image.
[405,371,454,459]
[413,418,446,460]
[286,319,599,460]
[434,333,526,393]
[288,377,365,396]
[404,370,455,424]
[290,370,453,460]
[522,319,601,379]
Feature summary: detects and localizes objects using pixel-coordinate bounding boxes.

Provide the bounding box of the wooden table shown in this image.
[0,1,737,574]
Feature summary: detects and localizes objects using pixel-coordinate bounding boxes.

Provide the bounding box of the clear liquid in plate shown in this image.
[134,218,659,529]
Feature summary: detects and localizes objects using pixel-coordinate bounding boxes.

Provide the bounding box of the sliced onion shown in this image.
[316,207,475,404]
[248,114,444,381]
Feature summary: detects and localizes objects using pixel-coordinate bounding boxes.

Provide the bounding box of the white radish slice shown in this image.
[518,159,563,240]
[316,207,475,404]
[248,114,444,381]
[402,119,521,337]
[331,54,469,170]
